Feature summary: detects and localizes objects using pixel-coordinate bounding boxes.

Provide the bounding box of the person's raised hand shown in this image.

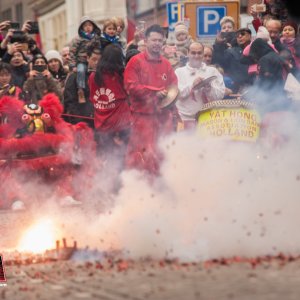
[0,20,10,32]
[42,69,51,78]
[29,69,39,78]
[7,42,22,55]
[215,31,226,44]
[21,20,31,33]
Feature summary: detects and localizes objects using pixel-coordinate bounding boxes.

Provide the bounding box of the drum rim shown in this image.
[199,99,256,112]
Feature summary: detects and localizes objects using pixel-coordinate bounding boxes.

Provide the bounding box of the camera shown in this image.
[9,22,20,30]
[32,65,47,73]
[32,64,47,80]
[10,30,27,44]
[2,21,20,31]
[220,31,236,43]
[27,21,39,34]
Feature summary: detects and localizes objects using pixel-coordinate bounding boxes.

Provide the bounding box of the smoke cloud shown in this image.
[3,102,300,262]
[45,108,300,262]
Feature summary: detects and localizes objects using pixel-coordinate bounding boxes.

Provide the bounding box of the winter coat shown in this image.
[69,16,101,65]
[247,38,287,110]
[100,33,122,51]
[223,44,252,92]
[23,76,63,104]
[1,52,29,88]
[249,38,284,88]
[63,71,93,125]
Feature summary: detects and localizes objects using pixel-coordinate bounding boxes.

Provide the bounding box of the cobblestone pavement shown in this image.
[1,258,300,300]
[2,211,300,300]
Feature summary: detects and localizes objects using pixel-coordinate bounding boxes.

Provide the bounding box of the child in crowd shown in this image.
[69,16,101,103]
[174,21,193,52]
[100,19,122,50]
[0,62,22,98]
[112,16,126,50]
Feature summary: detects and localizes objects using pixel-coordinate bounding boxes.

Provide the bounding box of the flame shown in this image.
[18,219,57,253]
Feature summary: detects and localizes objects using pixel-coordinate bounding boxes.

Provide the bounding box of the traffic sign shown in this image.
[184,1,240,43]
[197,6,226,36]
[166,2,185,29]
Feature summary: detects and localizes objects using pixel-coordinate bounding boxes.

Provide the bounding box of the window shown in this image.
[1,8,12,21]
[135,0,154,15]
[15,3,23,25]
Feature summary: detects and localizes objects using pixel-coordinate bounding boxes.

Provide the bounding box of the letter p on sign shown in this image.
[197,6,226,36]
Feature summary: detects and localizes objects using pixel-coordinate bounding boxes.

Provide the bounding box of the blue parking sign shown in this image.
[197,6,226,37]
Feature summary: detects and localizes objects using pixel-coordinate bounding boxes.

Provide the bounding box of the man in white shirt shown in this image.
[175,42,225,129]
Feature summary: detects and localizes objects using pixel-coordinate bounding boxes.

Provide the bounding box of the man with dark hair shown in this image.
[144,23,165,38]
[124,24,179,175]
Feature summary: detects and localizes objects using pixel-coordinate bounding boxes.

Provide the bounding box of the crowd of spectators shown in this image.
[0,6,299,176]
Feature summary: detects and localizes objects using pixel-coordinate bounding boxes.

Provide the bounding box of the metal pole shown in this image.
[153,0,158,23]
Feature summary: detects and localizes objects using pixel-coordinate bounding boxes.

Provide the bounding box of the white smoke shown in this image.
[50,108,300,262]
[5,105,300,262]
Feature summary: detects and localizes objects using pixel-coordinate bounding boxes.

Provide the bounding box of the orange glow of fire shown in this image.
[18,219,58,253]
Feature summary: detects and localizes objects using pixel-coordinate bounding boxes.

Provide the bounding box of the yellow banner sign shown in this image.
[197,107,260,142]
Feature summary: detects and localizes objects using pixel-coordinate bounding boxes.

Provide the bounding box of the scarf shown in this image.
[280,37,295,48]
[0,84,16,96]
[80,30,95,40]
[103,33,119,43]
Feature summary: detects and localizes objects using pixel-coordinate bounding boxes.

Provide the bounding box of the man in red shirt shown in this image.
[124,24,179,175]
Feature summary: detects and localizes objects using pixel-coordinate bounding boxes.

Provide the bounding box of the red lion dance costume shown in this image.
[0,93,96,209]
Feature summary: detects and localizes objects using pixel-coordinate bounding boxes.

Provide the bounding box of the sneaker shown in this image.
[60,195,82,207]
[11,200,26,211]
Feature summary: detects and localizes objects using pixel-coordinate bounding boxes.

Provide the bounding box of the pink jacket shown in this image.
[243,40,278,74]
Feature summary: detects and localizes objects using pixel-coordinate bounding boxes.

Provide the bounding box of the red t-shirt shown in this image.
[88,72,131,132]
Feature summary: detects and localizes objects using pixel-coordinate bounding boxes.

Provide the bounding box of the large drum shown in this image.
[197,99,261,142]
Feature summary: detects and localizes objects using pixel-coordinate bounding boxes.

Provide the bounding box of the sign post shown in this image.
[184,0,239,44]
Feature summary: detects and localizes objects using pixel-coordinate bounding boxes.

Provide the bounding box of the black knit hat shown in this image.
[31,53,48,65]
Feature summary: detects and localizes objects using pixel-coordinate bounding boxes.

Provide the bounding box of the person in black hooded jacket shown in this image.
[246,38,290,111]
[249,38,285,89]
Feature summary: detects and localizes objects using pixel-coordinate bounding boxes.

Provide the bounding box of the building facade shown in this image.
[28,0,127,52]
[0,0,34,26]
[1,0,127,52]
[1,0,254,51]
